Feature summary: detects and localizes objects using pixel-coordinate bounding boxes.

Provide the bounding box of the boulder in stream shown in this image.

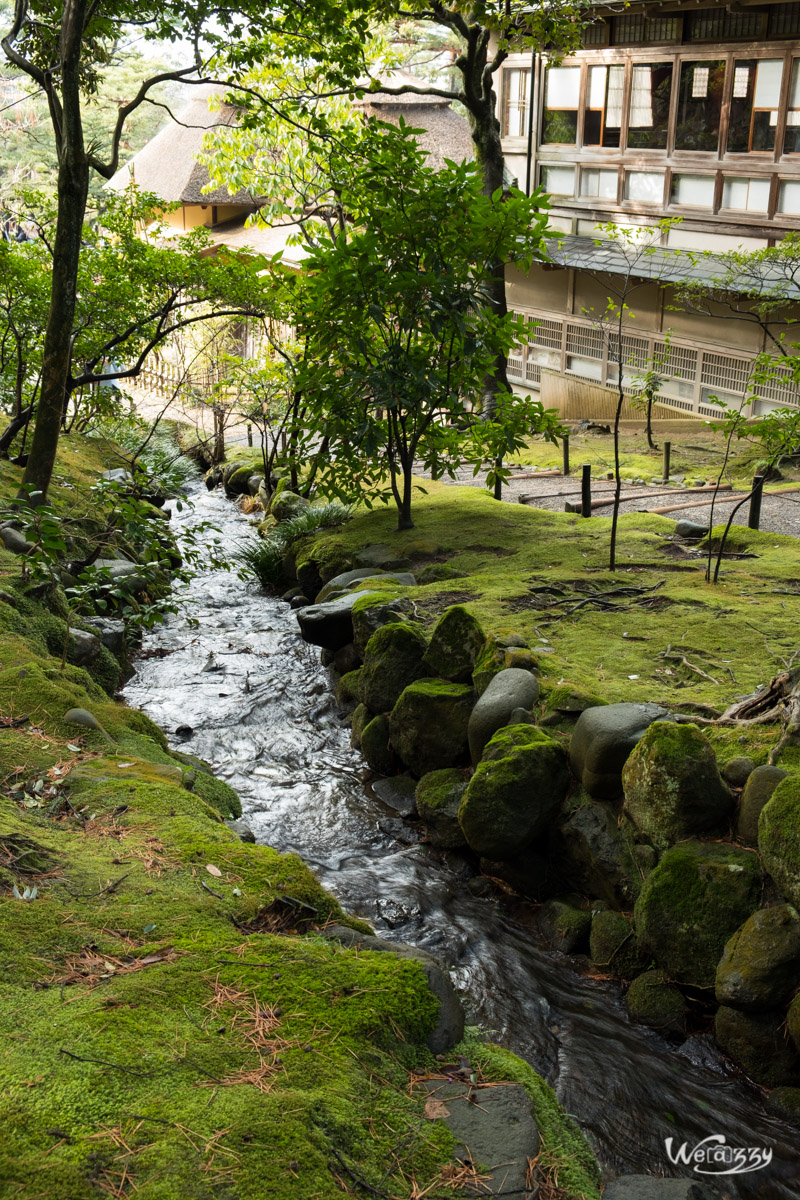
[389,679,473,777]
[634,842,762,988]
[625,969,687,1037]
[296,591,364,651]
[715,1005,800,1086]
[622,722,733,850]
[360,622,427,714]
[537,898,591,953]
[352,594,417,659]
[557,800,642,907]
[415,768,468,850]
[715,904,800,1011]
[590,910,646,978]
[458,725,568,860]
[360,714,394,775]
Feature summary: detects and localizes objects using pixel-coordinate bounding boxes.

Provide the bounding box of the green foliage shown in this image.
[285,121,562,528]
[238,502,352,589]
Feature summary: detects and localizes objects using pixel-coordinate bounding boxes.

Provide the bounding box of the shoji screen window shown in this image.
[627,63,673,150]
[542,67,581,143]
[721,176,771,212]
[503,68,530,138]
[540,165,576,196]
[727,60,783,153]
[675,61,726,151]
[584,65,624,147]
[580,168,619,199]
[784,60,800,153]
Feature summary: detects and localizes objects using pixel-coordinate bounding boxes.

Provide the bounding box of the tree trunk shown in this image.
[397,466,414,530]
[459,33,511,420]
[18,0,89,504]
[0,404,34,457]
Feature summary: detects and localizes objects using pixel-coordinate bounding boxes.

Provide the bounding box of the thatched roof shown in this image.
[354,71,473,170]
[106,84,257,206]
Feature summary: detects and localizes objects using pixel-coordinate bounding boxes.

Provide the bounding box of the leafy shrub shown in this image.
[238,501,351,590]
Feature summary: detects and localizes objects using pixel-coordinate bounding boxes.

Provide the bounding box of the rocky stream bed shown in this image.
[123,482,800,1199]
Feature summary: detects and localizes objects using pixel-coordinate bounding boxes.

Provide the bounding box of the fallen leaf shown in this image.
[117,762,135,769]
[67,744,82,753]
[205,864,222,877]
[423,1098,450,1120]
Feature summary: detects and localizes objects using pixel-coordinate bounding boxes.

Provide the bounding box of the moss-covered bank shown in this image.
[0,439,600,1199]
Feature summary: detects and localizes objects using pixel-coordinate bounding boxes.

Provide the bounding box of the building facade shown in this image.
[497,1,800,417]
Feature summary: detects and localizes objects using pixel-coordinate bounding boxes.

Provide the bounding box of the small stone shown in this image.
[68,628,101,667]
[225,819,256,843]
[361,715,394,775]
[64,707,114,743]
[467,668,540,765]
[675,520,708,540]
[537,899,591,953]
[0,525,34,555]
[372,776,417,818]
[721,756,755,789]
[625,970,686,1037]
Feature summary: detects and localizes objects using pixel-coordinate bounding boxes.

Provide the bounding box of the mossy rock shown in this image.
[472,635,538,697]
[715,1006,800,1087]
[350,702,371,751]
[190,769,242,819]
[537,898,591,954]
[715,904,800,1011]
[788,993,800,1054]
[458,725,568,860]
[634,841,762,988]
[543,686,608,718]
[352,594,416,659]
[416,563,464,585]
[625,969,686,1036]
[415,769,468,850]
[737,764,786,846]
[361,714,394,775]
[479,850,553,900]
[389,679,473,778]
[361,622,427,714]
[767,1087,800,1127]
[224,464,255,496]
[271,489,310,522]
[759,774,800,906]
[421,605,485,684]
[336,668,362,707]
[622,721,733,851]
[556,800,644,908]
[589,910,647,978]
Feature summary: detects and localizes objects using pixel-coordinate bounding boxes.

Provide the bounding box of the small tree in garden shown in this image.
[630,334,672,453]
[675,234,800,579]
[290,122,562,530]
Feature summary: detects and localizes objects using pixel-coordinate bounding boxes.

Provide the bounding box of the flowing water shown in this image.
[124,483,800,1199]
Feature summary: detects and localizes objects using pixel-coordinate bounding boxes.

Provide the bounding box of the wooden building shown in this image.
[497,1,800,418]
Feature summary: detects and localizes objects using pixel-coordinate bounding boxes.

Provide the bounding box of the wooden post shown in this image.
[247,423,253,447]
[562,435,570,476]
[494,455,502,501]
[748,474,765,530]
[662,440,671,484]
[581,463,592,517]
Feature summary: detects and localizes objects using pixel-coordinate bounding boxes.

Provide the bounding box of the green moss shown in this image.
[360,714,394,775]
[336,668,362,706]
[415,769,468,850]
[421,605,484,684]
[389,679,473,777]
[459,726,568,859]
[464,1039,601,1199]
[625,969,686,1035]
[190,768,242,819]
[543,686,607,716]
[759,774,800,906]
[361,622,427,714]
[634,841,762,988]
[590,910,646,978]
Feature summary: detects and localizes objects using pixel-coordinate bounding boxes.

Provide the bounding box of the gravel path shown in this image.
[440,464,800,540]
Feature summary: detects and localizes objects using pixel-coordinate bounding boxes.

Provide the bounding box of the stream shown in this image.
[124,482,799,1199]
